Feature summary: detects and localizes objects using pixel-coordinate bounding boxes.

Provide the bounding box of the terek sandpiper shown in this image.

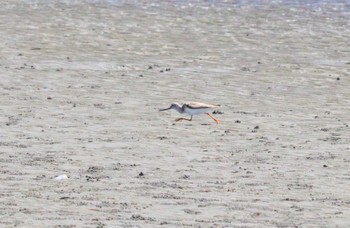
[159,102,220,124]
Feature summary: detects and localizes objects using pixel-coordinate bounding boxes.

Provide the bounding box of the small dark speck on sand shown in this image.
[254,125,259,129]
[138,172,144,177]
[59,196,70,200]
[131,214,146,220]
[336,77,340,80]
[157,136,168,140]
[323,164,328,168]
[182,175,190,179]
[213,110,223,115]
[47,97,52,100]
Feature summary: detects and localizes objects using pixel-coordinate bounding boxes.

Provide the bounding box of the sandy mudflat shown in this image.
[0,1,350,227]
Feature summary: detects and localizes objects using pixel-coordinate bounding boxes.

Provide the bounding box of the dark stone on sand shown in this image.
[323,165,328,168]
[47,97,52,100]
[138,172,144,177]
[336,77,340,80]
[254,125,259,129]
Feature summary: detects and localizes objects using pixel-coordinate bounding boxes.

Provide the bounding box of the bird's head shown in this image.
[159,103,180,112]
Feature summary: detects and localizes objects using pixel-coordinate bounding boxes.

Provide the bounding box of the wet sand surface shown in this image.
[0,1,350,227]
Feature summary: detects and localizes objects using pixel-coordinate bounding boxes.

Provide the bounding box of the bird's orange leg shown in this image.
[175,116,192,122]
[206,113,220,124]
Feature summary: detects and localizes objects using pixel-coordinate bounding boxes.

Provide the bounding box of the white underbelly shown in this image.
[184,107,211,116]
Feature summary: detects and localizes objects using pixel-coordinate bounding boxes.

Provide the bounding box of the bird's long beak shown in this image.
[159,106,171,112]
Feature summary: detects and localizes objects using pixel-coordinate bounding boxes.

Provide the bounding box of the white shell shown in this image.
[54,174,68,180]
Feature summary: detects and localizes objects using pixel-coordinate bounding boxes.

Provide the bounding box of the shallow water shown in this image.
[18,0,350,19]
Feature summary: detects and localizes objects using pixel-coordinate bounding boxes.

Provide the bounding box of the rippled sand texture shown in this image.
[0,1,349,227]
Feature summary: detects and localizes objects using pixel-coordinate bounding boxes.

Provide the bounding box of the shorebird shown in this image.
[159,102,220,124]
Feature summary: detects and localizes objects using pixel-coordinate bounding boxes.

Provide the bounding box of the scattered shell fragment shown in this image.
[54,175,68,180]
